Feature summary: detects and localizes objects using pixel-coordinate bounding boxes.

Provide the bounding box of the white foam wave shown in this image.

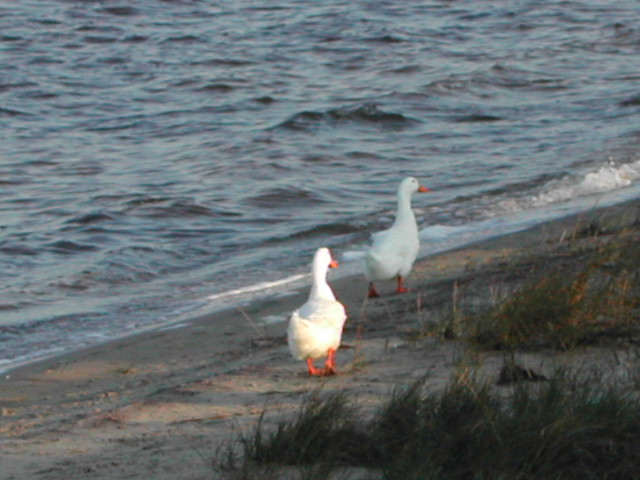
[206,273,309,302]
[0,346,67,375]
[533,159,640,207]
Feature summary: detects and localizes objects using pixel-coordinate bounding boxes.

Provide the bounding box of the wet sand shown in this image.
[2,199,640,480]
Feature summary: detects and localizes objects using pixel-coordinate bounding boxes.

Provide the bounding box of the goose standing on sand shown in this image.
[288,248,347,376]
[365,177,430,298]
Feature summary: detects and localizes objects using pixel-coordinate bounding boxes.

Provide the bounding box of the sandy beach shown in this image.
[3,199,640,480]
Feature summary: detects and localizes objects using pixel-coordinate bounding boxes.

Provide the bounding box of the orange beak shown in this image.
[329,259,339,268]
[418,185,430,193]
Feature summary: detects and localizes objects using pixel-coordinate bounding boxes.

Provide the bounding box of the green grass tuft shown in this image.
[243,392,373,468]
[466,232,640,351]
[216,372,640,479]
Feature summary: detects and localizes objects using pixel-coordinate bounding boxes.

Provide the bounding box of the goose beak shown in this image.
[418,185,430,193]
[329,259,339,268]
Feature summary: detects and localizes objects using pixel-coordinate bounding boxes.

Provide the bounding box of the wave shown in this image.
[425,64,568,95]
[66,211,116,225]
[198,83,235,93]
[46,240,99,254]
[246,186,325,209]
[287,222,361,240]
[365,34,406,44]
[0,245,39,256]
[452,158,640,223]
[99,6,140,16]
[161,35,206,44]
[451,114,504,123]
[619,95,640,107]
[205,273,309,305]
[0,106,32,117]
[274,103,418,131]
[124,197,236,218]
[532,159,640,207]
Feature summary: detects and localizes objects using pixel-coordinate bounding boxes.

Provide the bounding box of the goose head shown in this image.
[399,177,430,196]
[391,177,430,227]
[314,247,338,271]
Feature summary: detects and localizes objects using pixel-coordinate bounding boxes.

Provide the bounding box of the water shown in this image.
[2,0,640,372]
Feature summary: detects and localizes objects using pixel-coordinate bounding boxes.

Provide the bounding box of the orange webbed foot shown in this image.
[321,348,338,376]
[396,276,409,294]
[306,358,324,376]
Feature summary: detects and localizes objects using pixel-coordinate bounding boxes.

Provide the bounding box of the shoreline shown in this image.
[2,197,640,479]
[1,190,634,379]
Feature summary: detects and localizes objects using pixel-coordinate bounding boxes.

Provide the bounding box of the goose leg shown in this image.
[396,275,409,294]
[322,348,338,376]
[367,282,380,298]
[306,357,324,376]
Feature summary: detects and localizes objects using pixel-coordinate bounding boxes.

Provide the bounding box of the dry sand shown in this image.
[3,199,640,480]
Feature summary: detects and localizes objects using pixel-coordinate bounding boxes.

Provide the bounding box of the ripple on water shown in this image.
[274,103,418,131]
[246,186,325,209]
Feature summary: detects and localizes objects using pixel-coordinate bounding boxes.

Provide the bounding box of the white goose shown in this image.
[288,248,347,376]
[364,177,430,298]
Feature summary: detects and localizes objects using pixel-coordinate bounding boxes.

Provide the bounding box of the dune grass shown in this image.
[215,371,640,480]
[240,392,370,468]
[464,230,640,351]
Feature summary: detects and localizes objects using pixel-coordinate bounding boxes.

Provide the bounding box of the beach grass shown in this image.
[384,222,640,352]
[465,229,640,351]
[215,370,640,479]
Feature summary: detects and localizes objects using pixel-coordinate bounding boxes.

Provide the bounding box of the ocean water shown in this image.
[2,0,640,372]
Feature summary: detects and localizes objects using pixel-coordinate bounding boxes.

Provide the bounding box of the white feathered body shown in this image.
[365,219,420,281]
[287,247,347,362]
[365,177,424,283]
[288,297,346,360]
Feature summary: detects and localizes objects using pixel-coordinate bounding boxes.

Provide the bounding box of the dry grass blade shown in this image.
[216,370,640,480]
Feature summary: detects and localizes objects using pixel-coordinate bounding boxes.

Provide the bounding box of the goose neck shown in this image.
[309,265,335,300]
[394,190,416,226]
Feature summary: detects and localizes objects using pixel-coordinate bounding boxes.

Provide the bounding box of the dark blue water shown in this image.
[2,0,640,371]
